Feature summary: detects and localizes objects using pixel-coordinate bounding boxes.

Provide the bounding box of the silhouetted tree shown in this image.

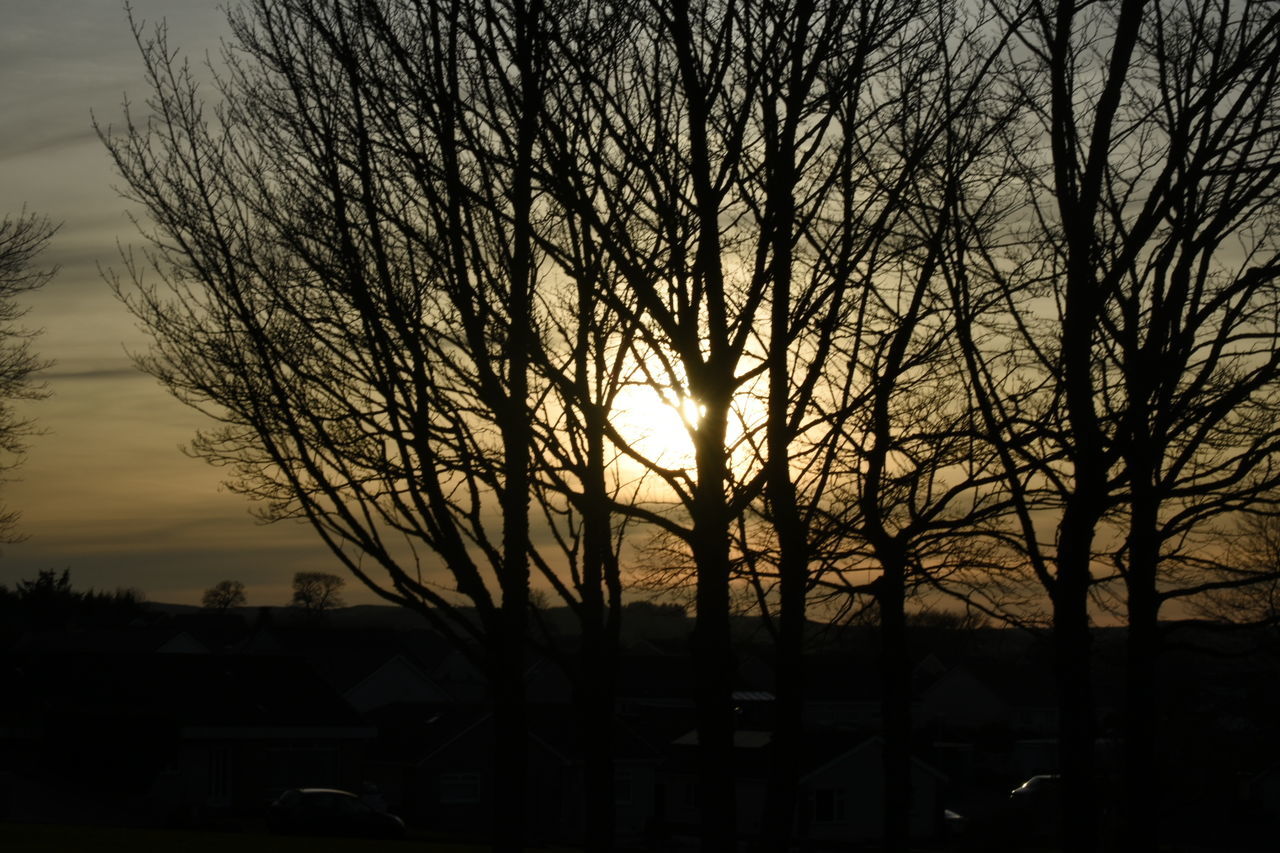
[521,220,638,848]
[289,571,344,615]
[77,585,149,628]
[538,2,981,845]
[202,579,247,612]
[0,210,54,541]
[102,3,560,849]
[633,5,1021,847]
[795,10,1029,845]
[1080,6,1280,844]
[905,606,989,632]
[941,3,1157,847]
[1195,513,1280,627]
[2,568,148,629]
[13,568,76,627]
[947,2,1280,849]
[941,5,1142,846]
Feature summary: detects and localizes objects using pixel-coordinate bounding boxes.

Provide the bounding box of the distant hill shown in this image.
[146,601,436,630]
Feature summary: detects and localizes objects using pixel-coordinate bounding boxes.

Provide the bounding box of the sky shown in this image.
[0,1,343,606]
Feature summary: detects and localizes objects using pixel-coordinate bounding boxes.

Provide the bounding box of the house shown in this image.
[798,736,949,842]
[614,653,700,713]
[11,626,211,656]
[343,652,454,713]
[0,653,374,826]
[1246,764,1280,820]
[654,729,948,845]
[917,665,1011,731]
[238,624,475,710]
[366,703,661,845]
[798,654,885,731]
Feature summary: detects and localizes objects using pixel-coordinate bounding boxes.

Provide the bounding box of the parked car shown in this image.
[1007,774,1061,838]
[268,787,405,838]
[1010,774,1061,800]
[943,808,969,836]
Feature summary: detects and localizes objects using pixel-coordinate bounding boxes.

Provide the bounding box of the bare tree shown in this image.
[946,2,1280,849]
[202,579,247,612]
[650,5,1023,848]
[798,21,1021,845]
[101,2,552,847]
[290,571,345,614]
[521,246,641,849]
[942,2,1162,847]
[1195,512,1280,627]
[1090,4,1280,844]
[536,1,969,845]
[0,210,54,541]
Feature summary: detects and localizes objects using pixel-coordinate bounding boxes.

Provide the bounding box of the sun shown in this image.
[609,383,700,469]
[607,381,771,476]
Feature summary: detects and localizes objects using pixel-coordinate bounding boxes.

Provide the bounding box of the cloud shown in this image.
[38,365,140,382]
[0,1,453,609]
[0,128,101,162]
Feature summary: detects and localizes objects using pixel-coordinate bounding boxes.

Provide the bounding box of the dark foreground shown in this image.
[0,822,576,853]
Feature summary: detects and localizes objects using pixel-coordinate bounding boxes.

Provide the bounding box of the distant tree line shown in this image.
[1,570,354,629]
[199,571,348,618]
[102,1,1280,852]
[0,569,148,630]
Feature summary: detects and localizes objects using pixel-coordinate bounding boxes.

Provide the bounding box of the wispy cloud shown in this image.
[0,128,100,162]
[38,365,140,382]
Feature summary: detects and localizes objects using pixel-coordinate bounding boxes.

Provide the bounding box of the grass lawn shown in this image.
[0,823,569,853]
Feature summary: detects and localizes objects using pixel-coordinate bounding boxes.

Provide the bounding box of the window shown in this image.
[267,747,340,789]
[614,770,633,806]
[208,747,231,805]
[439,772,481,804]
[813,787,846,823]
[334,794,374,816]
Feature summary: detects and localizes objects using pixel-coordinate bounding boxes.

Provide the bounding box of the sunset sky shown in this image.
[0,1,342,605]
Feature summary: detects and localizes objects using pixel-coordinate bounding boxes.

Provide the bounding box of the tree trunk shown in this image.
[577,668,618,853]
[1122,485,1161,852]
[494,386,531,853]
[761,93,805,851]
[1053,519,1099,853]
[878,554,912,853]
[691,394,737,853]
[577,406,620,853]
[491,627,529,853]
[491,2,538,845]
[690,573,736,853]
[762,513,805,851]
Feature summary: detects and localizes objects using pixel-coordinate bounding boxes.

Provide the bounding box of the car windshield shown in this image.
[1013,776,1058,793]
